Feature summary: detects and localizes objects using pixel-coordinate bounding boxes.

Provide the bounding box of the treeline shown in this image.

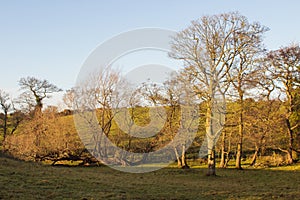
[0,83,299,169]
[0,12,299,175]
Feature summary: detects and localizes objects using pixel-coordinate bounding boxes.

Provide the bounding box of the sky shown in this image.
[0,0,300,107]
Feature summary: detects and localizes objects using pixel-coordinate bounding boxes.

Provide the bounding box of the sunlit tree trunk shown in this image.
[219,130,226,168]
[181,144,189,169]
[250,144,259,166]
[285,88,295,164]
[235,102,244,169]
[207,147,216,176]
[285,117,294,164]
[174,147,182,168]
[206,102,216,176]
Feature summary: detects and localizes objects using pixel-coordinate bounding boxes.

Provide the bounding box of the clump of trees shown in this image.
[4,107,84,163]
[0,77,86,164]
[0,12,299,175]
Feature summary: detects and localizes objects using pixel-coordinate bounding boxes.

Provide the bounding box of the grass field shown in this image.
[1,156,300,200]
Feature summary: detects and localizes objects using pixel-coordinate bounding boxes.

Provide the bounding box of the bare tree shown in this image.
[163,79,190,169]
[63,88,76,110]
[228,19,268,169]
[138,78,195,169]
[136,82,179,164]
[247,70,277,166]
[18,77,62,115]
[112,87,146,161]
[73,67,126,165]
[266,44,300,164]
[170,12,260,175]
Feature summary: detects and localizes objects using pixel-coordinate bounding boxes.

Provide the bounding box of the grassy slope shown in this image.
[1,156,300,200]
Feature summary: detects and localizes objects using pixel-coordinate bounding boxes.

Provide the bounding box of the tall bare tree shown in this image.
[266,44,300,164]
[228,19,268,169]
[247,69,277,166]
[18,77,62,115]
[73,67,125,165]
[163,79,190,169]
[170,12,266,175]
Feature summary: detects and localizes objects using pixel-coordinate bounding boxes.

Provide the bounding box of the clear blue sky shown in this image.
[0,0,300,105]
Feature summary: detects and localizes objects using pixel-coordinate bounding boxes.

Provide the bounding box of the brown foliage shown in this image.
[4,108,83,162]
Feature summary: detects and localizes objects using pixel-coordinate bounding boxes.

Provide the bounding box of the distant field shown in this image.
[1,156,300,200]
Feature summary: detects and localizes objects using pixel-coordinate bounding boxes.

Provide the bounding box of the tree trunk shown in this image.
[285,118,294,164]
[236,140,243,169]
[206,99,217,176]
[235,142,242,169]
[181,144,189,169]
[219,130,226,168]
[250,145,259,166]
[207,147,216,176]
[174,147,182,168]
[224,153,231,168]
[278,148,294,165]
[223,131,232,168]
[236,100,244,170]
[33,100,43,117]
[284,87,295,164]
[286,150,293,165]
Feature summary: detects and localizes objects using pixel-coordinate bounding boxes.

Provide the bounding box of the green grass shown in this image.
[1,156,300,200]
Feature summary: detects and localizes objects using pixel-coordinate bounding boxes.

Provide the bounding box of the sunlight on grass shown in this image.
[269,164,300,171]
[1,155,300,200]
